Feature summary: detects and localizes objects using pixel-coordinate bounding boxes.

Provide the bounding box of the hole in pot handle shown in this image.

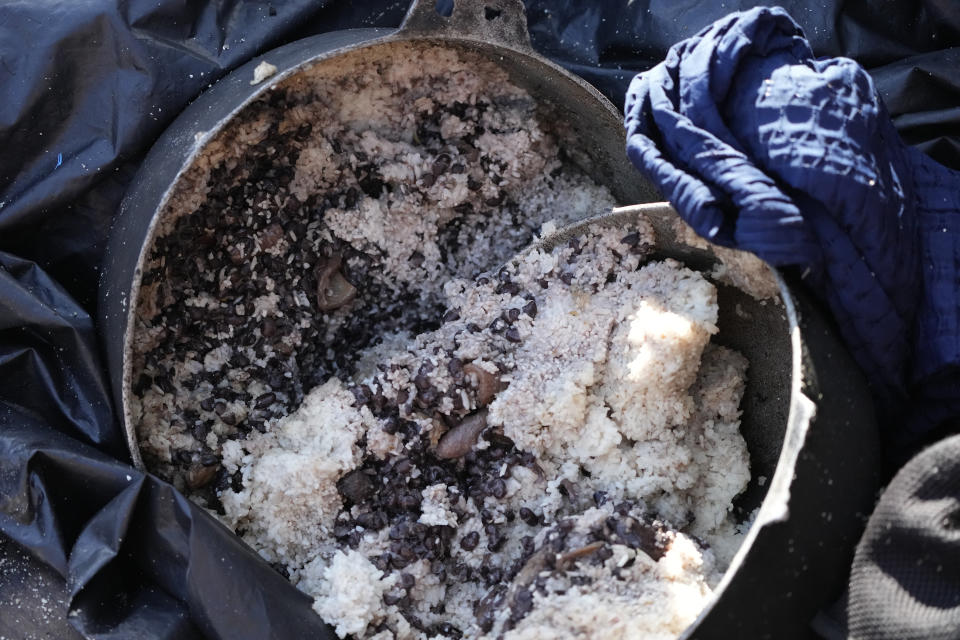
[400,0,533,51]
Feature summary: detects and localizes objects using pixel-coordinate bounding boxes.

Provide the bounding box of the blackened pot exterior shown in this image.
[97,1,879,637]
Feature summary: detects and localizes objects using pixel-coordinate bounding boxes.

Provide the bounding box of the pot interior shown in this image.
[128,31,791,545]
[122,32,795,638]
[125,37,660,472]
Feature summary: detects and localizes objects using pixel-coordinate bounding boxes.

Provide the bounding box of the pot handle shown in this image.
[399,0,533,51]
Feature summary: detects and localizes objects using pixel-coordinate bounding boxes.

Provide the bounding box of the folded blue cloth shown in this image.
[624,6,960,443]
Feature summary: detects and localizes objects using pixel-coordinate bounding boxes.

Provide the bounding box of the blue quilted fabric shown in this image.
[624,6,960,441]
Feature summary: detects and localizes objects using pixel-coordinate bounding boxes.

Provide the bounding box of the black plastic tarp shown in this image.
[1,1,958,638]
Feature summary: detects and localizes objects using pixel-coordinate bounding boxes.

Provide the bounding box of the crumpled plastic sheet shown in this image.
[1,1,958,638]
[0,251,332,638]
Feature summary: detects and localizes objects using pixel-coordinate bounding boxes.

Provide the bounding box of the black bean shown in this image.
[549,533,566,552]
[504,327,522,343]
[261,317,277,338]
[605,517,619,533]
[621,232,640,247]
[483,566,503,585]
[355,511,380,529]
[254,392,276,409]
[499,282,520,296]
[382,416,399,434]
[400,492,421,510]
[156,375,174,394]
[424,466,444,483]
[615,517,665,560]
[595,546,614,562]
[487,530,505,552]
[520,536,536,557]
[230,470,243,493]
[484,192,504,207]
[432,153,451,176]
[460,531,480,551]
[447,357,463,378]
[200,397,215,412]
[351,385,371,405]
[416,386,438,407]
[474,585,506,633]
[433,623,461,639]
[512,587,534,619]
[522,299,537,318]
[191,422,211,441]
[506,308,521,322]
[490,478,507,499]
[358,171,384,198]
[519,507,539,526]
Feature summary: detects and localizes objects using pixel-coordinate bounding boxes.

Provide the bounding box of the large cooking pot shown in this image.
[97,1,879,638]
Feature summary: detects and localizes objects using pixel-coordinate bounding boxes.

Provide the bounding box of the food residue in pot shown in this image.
[131,43,751,639]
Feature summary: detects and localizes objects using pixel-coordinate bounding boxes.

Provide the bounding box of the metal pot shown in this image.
[97,1,879,637]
